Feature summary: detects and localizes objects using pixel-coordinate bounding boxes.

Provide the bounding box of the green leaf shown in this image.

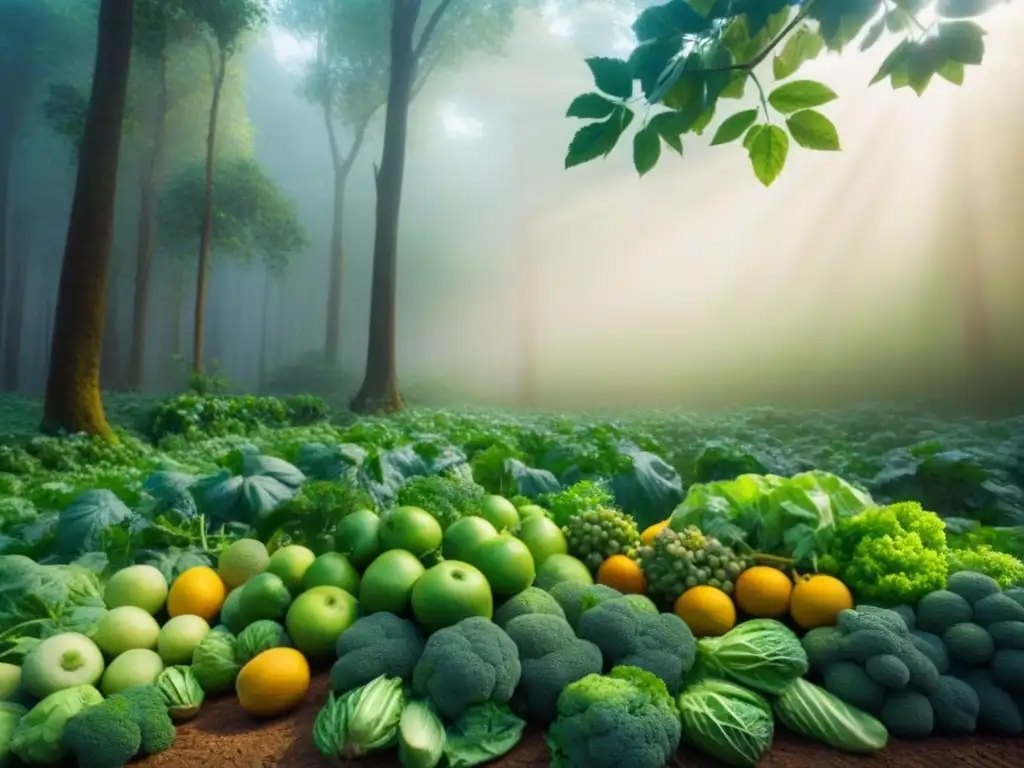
[585,57,633,100]
[648,111,688,155]
[743,124,765,151]
[662,68,704,111]
[566,93,619,119]
[938,59,966,84]
[937,0,1003,18]
[870,39,913,85]
[859,18,886,51]
[720,71,748,99]
[711,109,759,146]
[768,80,839,113]
[629,38,684,99]
[691,104,716,136]
[748,125,789,187]
[687,0,717,15]
[809,0,883,51]
[773,26,825,80]
[937,20,986,65]
[785,109,841,151]
[632,0,713,42]
[564,107,635,169]
[633,126,662,176]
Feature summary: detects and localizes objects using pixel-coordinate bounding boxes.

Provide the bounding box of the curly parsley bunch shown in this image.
[819,501,948,605]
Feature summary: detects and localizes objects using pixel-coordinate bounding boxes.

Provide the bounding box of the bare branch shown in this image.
[413,0,455,61]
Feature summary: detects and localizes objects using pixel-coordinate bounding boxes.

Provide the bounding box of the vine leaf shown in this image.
[748,124,789,187]
[564,106,635,169]
[773,25,825,80]
[585,57,633,100]
[633,125,661,176]
[767,80,838,113]
[710,109,759,146]
[648,111,688,155]
[566,93,619,120]
[786,109,841,151]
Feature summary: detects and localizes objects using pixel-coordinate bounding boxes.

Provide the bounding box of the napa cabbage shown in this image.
[696,619,809,695]
[775,678,888,753]
[677,678,774,767]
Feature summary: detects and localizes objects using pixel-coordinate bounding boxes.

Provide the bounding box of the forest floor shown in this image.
[136,672,1024,768]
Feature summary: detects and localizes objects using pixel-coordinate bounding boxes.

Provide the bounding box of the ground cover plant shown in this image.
[0,390,1023,767]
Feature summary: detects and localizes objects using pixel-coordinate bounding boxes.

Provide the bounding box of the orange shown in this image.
[167,566,226,621]
[674,585,736,637]
[790,574,854,629]
[640,520,670,546]
[236,647,311,717]
[734,566,793,618]
[596,555,647,594]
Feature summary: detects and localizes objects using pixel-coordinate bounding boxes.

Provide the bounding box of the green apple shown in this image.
[267,545,317,595]
[285,586,360,660]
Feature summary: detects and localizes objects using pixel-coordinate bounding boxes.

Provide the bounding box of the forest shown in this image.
[1,2,1024,768]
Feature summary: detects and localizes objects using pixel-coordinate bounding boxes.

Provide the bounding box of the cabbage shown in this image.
[696,619,808,695]
[677,678,773,767]
[10,684,103,764]
[0,701,27,764]
[397,699,445,768]
[775,678,888,754]
[313,675,404,759]
[191,627,240,694]
[235,620,291,664]
[157,666,205,721]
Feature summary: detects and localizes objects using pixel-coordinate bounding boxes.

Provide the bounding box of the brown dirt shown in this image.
[138,672,1024,768]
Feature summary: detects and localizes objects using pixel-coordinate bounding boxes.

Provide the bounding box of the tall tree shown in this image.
[347,0,523,412]
[177,0,269,374]
[42,0,136,437]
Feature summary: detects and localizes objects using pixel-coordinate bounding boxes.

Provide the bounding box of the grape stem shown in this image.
[750,553,796,567]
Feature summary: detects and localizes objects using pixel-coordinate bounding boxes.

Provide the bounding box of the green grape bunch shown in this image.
[637,525,751,603]
[563,507,640,571]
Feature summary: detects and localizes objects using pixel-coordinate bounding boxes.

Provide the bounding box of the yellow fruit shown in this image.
[734,566,793,618]
[674,585,736,637]
[596,555,647,594]
[167,567,226,621]
[236,647,310,717]
[640,520,670,546]
[790,574,854,629]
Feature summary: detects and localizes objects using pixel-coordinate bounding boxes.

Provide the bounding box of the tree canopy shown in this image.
[158,155,310,274]
[563,0,1011,185]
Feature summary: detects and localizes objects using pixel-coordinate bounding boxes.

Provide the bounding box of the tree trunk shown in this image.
[171,264,184,356]
[101,257,122,388]
[2,213,29,391]
[350,0,420,414]
[192,49,227,375]
[41,0,135,438]
[0,123,14,361]
[127,52,169,391]
[324,166,347,368]
[259,268,272,391]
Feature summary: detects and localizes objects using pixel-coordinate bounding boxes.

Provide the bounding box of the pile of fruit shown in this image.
[1,473,1023,768]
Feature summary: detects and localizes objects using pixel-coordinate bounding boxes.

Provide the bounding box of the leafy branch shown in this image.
[563,0,1004,185]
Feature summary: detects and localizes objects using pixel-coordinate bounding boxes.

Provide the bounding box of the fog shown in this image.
[2,0,1023,413]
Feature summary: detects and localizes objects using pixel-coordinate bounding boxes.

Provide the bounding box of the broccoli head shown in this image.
[113,684,175,755]
[61,697,142,768]
[396,474,487,530]
[411,617,521,720]
[504,613,603,722]
[548,581,622,630]
[494,587,566,629]
[547,665,681,768]
[331,613,425,694]
[576,597,695,695]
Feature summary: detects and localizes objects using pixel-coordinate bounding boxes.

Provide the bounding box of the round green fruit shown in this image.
[412,561,493,633]
[267,545,317,595]
[478,495,521,533]
[103,564,168,615]
[517,504,549,521]
[0,662,20,701]
[93,606,161,657]
[469,533,535,596]
[100,648,164,696]
[219,587,245,633]
[286,586,360,660]
[158,615,211,665]
[217,538,270,589]
[335,509,381,569]
[379,506,443,558]
[21,633,105,699]
[517,516,567,567]
[237,572,292,626]
[303,552,360,594]
[359,549,426,615]
[443,516,498,562]
[534,553,594,591]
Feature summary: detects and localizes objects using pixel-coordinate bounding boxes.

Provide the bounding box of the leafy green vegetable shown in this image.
[697,619,808,695]
[157,666,205,721]
[820,502,949,604]
[775,678,888,754]
[677,678,774,767]
[397,699,446,768]
[10,684,103,764]
[313,675,404,760]
[190,627,240,694]
[442,702,525,768]
[58,490,133,559]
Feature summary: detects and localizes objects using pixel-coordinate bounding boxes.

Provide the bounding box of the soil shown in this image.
[137,672,1024,768]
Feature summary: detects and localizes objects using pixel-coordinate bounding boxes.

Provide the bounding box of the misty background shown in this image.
[2,0,1023,413]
